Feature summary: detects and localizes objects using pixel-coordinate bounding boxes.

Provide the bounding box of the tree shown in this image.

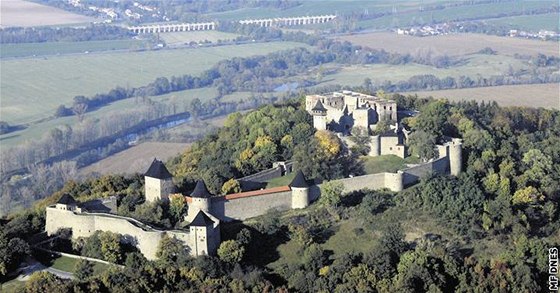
[407,130,437,162]
[512,186,544,206]
[222,178,241,194]
[169,194,187,225]
[25,271,66,293]
[99,231,123,263]
[217,240,245,264]
[74,259,94,281]
[320,180,345,208]
[415,100,449,137]
[156,234,190,265]
[72,103,88,122]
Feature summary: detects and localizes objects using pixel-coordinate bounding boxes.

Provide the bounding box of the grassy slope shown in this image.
[361,155,407,174]
[266,173,296,188]
[50,255,109,274]
[0,41,309,124]
[0,87,235,147]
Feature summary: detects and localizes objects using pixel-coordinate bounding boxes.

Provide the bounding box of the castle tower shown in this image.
[449,138,463,176]
[55,194,77,211]
[311,100,327,131]
[290,170,310,209]
[186,180,212,222]
[144,158,175,203]
[189,210,215,256]
[385,171,404,192]
[369,134,381,156]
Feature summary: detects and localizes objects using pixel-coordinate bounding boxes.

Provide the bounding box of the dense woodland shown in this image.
[1,96,559,292]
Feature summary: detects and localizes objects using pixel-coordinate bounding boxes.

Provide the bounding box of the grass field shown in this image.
[79,142,189,176]
[361,155,408,174]
[0,0,95,27]
[317,53,528,87]
[0,39,151,58]
[266,172,296,188]
[336,32,559,57]
[403,83,560,109]
[0,278,26,293]
[0,41,310,125]
[482,13,559,32]
[50,255,109,275]
[160,31,241,46]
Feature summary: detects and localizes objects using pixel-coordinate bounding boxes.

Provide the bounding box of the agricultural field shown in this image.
[160,31,241,46]
[316,53,528,87]
[0,39,151,58]
[0,41,310,125]
[483,13,560,32]
[205,0,444,21]
[0,0,94,27]
[335,32,559,57]
[79,142,189,176]
[403,83,560,109]
[356,1,556,30]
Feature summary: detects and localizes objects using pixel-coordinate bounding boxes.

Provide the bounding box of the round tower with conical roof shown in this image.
[187,180,212,222]
[311,99,327,131]
[290,170,310,209]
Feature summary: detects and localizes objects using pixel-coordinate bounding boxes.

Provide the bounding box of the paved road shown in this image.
[15,257,74,281]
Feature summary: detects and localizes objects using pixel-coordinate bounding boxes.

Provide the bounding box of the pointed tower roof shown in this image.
[311,99,327,112]
[57,194,77,205]
[144,158,173,179]
[190,180,212,198]
[289,170,309,188]
[190,210,215,226]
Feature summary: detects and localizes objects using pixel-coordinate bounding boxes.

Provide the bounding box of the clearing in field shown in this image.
[79,142,189,176]
[0,0,95,27]
[403,83,560,109]
[336,32,559,57]
[0,41,309,125]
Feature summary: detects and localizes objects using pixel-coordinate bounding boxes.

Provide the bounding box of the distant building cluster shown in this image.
[508,29,558,40]
[397,24,453,36]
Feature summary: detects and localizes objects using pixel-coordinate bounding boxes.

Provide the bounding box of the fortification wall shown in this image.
[45,207,191,260]
[333,173,387,193]
[239,167,282,183]
[210,190,292,221]
[402,157,449,186]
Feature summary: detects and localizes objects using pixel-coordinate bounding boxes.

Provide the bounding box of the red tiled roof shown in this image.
[224,186,291,200]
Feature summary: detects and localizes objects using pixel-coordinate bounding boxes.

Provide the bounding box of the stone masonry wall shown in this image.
[210,190,292,221]
[402,157,449,186]
[46,207,191,260]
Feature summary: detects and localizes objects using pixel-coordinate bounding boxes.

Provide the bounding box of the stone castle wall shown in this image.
[210,188,292,221]
[46,207,189,260]
[401,157,449,186]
